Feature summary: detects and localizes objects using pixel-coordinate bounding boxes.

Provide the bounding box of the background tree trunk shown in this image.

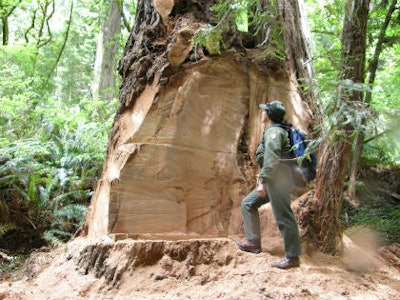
[92,0,121,102]
[84,0,314,240]
[1,16,10,45]
[312,0,370,254]
[347,0,398,201]
[0,1,21,45]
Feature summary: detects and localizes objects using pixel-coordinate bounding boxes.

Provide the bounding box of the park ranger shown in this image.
[236,100,302,269]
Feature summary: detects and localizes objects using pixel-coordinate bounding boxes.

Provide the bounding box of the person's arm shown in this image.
[258,128,283,185]
[256,180,266,197]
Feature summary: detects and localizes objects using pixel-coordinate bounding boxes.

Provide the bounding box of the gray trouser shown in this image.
[241,172,302,257]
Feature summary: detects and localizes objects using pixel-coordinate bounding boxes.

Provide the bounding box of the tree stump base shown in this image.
[75,237,236,286]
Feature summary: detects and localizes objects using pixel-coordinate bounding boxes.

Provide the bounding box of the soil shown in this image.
[0,233,400,300]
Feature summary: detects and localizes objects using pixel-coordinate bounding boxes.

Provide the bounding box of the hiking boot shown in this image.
[236,240,261,254]
[271,257,300,269]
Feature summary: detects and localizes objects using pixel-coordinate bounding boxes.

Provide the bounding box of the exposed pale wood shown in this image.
[84,0,315,240]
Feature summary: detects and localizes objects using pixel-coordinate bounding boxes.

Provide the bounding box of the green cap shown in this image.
[259,101,286,121]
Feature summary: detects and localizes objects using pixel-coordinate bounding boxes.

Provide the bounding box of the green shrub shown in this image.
[0,95,117,251]
[342,200,400,244]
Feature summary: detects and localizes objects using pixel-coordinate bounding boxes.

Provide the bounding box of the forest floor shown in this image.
[1,166,400,300]
[0,235,400,300]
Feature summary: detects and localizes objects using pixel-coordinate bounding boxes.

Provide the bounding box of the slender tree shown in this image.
[0,0,22,45]
[24,0,55,48]
[348,0,398,201]
[43,0,74,89]
[312,0,370,254]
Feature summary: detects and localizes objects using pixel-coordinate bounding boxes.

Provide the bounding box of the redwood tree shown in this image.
[84,0,373,256]
[313,0,370,254]
[347,0,398,201]
[92,0,122,102]
[84,0,315,240]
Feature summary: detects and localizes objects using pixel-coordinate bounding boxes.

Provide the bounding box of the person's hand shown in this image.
[257,182,266,197]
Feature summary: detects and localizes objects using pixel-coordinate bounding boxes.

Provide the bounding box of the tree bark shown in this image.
[348,0,397,201]
[84,0,314,240]
[313,0,370,254]
[92,0,122,102]
[278,0,316,117]
[1,16,9,45]
[0,2,21,45]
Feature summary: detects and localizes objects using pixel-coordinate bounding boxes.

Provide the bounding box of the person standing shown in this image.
[236,100,302,269]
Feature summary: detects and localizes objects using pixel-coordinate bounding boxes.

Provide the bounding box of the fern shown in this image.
[52,191,91,210]
[0,8,116,250]
[0,174,19,189]
[193,25,224,56]
[43,204,87,245]
[0,223,16,239]
[43,229,72,247]
[55,204,87,224]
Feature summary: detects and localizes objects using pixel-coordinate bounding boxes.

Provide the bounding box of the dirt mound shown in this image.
[1,236,400,300]
[379,243,400,271]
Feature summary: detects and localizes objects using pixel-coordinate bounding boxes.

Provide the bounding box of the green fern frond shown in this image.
[0,223,16,238]
[54,204,87,224]
[43,229,72,247]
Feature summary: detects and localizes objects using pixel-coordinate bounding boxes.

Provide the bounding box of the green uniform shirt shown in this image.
[256,125,291,184]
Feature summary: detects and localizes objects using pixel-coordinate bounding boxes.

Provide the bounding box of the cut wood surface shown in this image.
[85,53,313,239]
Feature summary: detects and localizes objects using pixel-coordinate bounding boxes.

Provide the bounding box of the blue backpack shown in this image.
[272,124,317,187]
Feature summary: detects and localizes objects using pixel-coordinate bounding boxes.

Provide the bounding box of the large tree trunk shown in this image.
[84,0,314,240]
[312,0,370,254]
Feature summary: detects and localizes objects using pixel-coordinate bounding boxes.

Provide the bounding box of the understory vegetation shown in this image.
[341,166,400,245]
[0,95,118,251]
[0,1,122,253]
